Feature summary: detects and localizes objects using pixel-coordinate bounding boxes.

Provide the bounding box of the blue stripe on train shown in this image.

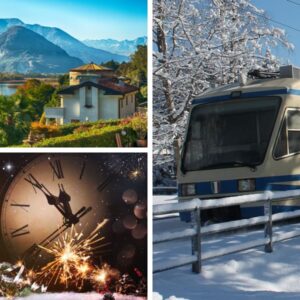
[182,174,300,196]
[179,174,300,221]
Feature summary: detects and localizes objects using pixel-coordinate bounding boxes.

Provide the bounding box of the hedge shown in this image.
[33,125,137,147]
[58,119,120,135]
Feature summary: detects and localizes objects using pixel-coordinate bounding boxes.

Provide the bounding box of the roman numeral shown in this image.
[10,202,30,213]
[79,162,86,180]
[49,160,64,179]
[10,203,30,207]
[11,225,30,238]
[24,174,43,193]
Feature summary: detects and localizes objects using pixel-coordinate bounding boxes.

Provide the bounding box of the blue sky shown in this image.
[252,0,300,66]
[0,0,147,40]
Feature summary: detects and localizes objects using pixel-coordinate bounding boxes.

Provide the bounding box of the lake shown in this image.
[0,83,23,96]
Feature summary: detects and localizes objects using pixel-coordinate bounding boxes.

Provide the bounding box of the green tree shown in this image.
[58,74,69,86]
[117,45,147,87]
[16,79,56,118]
[0,95,29,146]
[102,60,120,71]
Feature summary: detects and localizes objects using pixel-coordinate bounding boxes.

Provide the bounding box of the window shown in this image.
[126,96,128,106]
[85,86,93,108]
[131,95,134,103]
[182,97,281,172]
[274,109,300,158]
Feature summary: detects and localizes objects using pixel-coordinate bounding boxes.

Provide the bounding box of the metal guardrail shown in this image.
[153,190,300,274]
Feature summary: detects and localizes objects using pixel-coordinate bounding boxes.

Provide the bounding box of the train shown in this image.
[177,65,300,223]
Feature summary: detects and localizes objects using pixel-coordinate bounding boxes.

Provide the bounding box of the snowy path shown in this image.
[153,195,300,300]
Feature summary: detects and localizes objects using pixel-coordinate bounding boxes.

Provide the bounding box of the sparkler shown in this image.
[36,219,109,289]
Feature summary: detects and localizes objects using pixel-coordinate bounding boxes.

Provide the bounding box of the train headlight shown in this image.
[238,179,255,192]
[181,184,196,196]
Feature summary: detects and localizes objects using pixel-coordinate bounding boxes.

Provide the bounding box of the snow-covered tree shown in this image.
[153,0,293,176]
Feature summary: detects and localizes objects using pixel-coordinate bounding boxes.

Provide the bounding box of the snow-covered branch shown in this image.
[153,0,293,181]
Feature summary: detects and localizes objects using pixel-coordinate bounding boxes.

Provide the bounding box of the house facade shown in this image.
[45,63,138,124]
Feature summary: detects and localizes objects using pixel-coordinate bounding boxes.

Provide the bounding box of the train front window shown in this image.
[182,97,281,172]
[274,109,300,158]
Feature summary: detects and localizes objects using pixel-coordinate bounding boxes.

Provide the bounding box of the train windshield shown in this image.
[182,97,281,172]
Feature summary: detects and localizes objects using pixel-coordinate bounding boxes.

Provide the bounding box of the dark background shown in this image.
[0,153,147,277]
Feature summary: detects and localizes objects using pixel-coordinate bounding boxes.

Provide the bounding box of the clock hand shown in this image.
[57,184,77,224]
[24,174,70,220]
[21,206,92,262]
[57,184,93,225]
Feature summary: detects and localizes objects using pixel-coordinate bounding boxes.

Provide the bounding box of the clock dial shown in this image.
[1,154,107,263]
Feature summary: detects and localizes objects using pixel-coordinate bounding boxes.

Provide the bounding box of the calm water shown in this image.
[0,83,22,96]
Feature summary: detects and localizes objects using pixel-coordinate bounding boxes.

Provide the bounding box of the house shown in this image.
[45,63,138,124]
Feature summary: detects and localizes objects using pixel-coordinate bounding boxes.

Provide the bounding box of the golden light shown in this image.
[129,168,143,180]
[94,270,107,283]
[16,260,23,267]
[60,245,76,263]
[77,263,90,275]
[36,219,109,288]
[132,170,139,177]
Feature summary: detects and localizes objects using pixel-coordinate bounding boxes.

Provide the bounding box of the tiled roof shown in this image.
[70,62,113,72]
[98,79,139,94]
[58,80,138,96]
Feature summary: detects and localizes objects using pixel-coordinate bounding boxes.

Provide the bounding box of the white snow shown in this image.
[153,190,300,215]
[0,293,145,300]
[154,194,300,299]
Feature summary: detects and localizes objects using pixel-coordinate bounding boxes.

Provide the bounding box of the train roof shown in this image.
[192,65,300,106]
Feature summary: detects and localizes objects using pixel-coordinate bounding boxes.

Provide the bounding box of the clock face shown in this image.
[1,154,107,263]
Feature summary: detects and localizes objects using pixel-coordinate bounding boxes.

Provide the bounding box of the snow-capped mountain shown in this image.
[83,36,147,56]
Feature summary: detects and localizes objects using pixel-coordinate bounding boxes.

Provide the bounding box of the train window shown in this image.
[275,109,300,158]
[182,97,281,171]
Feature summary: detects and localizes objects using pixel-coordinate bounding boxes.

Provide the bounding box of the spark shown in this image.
[103,154,146,180]
[129,168,145,181]
[91,263,120,291]
[129,169,140,180]
[36,219,109,288]
[3,162,14,172]
[16,260,23,267]
[93,269,107,283]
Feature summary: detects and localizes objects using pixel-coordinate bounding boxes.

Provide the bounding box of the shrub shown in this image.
[30,122,59,137]
[73,124,91,134]
[130,114,147,139]
[34,125,136,147]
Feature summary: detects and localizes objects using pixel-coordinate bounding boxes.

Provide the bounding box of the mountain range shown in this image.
[0,26,83,73]
[83,36,147,56]
[0,18,132,73]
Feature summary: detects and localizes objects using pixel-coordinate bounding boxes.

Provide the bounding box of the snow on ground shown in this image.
[153,195,300,300]
[0,293,145,300]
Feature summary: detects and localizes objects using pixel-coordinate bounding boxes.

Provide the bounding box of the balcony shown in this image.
[45,107,65,118]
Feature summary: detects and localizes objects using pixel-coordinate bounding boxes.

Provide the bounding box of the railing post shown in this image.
[264,196,273,253]
[192,206,202,273]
